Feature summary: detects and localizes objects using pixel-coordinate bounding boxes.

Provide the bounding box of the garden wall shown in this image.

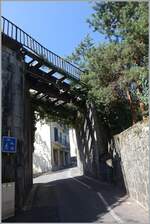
[113,120,149,210]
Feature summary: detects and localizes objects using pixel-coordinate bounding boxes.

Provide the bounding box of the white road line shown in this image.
[97,192,124,224]
[73,177,91,189]
[73,177,124,224]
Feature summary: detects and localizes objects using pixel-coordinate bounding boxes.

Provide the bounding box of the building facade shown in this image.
[33,120,71,175]
[50,122,70,171]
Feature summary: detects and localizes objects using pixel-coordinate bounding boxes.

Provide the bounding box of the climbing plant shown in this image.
[30,91,85,130]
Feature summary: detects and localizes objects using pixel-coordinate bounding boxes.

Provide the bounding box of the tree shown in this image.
[87,2,149,121]
[67,34,94,69]
[87,2,148,47]
[68,2,148,133]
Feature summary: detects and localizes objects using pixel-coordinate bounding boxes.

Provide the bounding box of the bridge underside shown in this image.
[2,30,87,210]
[2,16,105,213]
[25,50,86,121]
[2,33,86,118]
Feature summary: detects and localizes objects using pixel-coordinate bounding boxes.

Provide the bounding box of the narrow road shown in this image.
[4,167,149,223]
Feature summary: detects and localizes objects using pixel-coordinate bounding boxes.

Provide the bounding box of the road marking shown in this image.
[97,192,124,224]
[73,177,91,189]
[73,177,124,224]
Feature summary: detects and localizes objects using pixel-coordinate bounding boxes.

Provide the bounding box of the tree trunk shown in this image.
[126,89,137,125]
[139,101,146,120]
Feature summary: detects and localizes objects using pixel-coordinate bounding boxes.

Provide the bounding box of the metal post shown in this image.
[3,18,5,33]
[11,24,13,38]
[7,20,9,36]
[15,26,17,41]
[19,29,21,42]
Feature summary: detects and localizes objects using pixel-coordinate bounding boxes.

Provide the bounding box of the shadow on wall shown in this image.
[75,110,98,178]
[75,103,109,179]
[75,103,127,192]
[108,138,127,192]
[33,133,52,176]
[96,137,127,193]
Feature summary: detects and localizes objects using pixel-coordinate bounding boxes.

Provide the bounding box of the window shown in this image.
[54,127,58,142]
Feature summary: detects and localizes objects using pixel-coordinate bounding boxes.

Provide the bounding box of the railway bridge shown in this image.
[2,16,106,211]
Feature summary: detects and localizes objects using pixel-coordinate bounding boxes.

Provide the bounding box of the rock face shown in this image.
[113,120,149,211]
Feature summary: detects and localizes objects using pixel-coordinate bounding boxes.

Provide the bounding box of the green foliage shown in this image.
[33,2,148,134]
[87,2,148,46]
[68,1,148,134]
[32,95,84,129]
[107,103,132,134]
[137,74,149,108]
[67,34,94,69]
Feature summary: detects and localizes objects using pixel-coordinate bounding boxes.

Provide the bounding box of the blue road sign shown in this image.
[2,136,17,153]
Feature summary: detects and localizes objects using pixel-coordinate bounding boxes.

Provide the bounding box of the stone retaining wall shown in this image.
[113,120,149,210]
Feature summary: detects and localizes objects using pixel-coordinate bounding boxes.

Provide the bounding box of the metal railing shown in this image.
[1,16,82,80]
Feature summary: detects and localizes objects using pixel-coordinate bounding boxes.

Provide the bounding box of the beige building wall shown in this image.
[33,120,52,175]
[33,121,71,174]
[69,129,77,157]
[50,122,71,171]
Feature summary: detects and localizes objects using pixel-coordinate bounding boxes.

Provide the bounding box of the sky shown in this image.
[2,1,107,57]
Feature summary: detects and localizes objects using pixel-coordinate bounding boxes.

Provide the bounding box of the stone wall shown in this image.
[113,120,149,210]
[2,44,33,210]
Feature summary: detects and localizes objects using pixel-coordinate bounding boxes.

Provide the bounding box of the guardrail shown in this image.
[1,16,82,80]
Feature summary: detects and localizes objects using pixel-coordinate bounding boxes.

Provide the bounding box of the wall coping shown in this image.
[114,118,149,138]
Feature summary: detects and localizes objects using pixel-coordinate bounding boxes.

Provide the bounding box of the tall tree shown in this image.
[68,1,149,133]
[87,1,149,121]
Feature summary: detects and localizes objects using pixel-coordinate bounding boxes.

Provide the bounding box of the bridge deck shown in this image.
[1,16,83,81]
[2,16,86,115]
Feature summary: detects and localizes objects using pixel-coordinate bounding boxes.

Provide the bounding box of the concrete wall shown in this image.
[113,120,149,210]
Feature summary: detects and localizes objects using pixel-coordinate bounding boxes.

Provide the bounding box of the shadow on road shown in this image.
[3,174,127,223]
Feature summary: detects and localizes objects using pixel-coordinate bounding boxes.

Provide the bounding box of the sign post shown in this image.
[2,136,17,153]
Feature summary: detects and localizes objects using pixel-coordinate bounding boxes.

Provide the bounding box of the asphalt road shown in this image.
[4,167,149,223]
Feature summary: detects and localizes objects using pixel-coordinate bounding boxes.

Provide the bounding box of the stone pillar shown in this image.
[2,45,25,210]
[2,44,34,211]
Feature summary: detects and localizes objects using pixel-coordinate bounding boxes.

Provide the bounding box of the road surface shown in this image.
[4,167,149,223]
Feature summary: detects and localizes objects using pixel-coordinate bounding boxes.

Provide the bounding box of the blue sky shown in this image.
[2,1,107,57]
